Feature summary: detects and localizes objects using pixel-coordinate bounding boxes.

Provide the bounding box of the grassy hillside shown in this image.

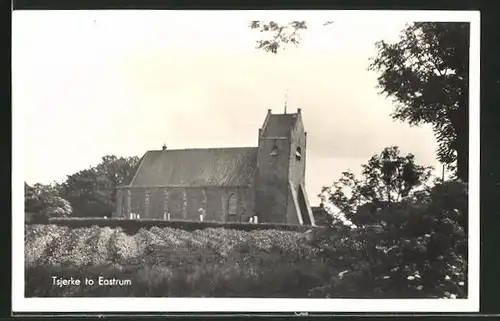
[25,224,340,297]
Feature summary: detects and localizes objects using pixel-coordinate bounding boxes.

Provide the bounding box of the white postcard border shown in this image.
[12,9,480,313]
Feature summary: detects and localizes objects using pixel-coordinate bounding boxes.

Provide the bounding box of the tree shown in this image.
[249,20,336,54]
[58,155,140,217]
[25,183,72,219]
[368,22,470,182]
[94,155,140,206]
[249,20,309,54]
[319,146,433,227]
[311,177,467,299]
[311,145,467,298]
[250,21,470,182]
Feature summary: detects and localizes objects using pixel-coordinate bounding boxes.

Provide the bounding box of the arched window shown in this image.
[295,146,302,161]
[228,193,237,216]
[144,189,150,217]
[121,195,126,217]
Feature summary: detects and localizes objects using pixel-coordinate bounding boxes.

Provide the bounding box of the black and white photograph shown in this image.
[13,10,479,313]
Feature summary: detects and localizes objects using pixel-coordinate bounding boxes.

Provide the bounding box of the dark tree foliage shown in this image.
[249,20,309,54]
[319,146,433,227]
[312,145,467,298]
[368,22,470,182]
[249,20,335,54]
[58,155,140,218]
[25,182,72,220]
[310,179,467,299]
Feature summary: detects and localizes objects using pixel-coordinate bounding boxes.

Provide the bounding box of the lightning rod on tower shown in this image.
[284,88,288,114]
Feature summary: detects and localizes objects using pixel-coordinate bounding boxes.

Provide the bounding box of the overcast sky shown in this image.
[14,10,448,205]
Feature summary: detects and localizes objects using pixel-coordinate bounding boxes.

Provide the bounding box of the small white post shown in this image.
[198,207,205,222]
[254,216,258,223]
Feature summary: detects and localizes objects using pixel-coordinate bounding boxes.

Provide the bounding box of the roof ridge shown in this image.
[147,147,257,152]
[268,115,297,119]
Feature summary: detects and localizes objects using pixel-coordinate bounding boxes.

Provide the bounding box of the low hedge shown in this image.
[27,217,314,233]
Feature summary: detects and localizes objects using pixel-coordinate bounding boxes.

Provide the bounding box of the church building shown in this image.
[114,108,316,226]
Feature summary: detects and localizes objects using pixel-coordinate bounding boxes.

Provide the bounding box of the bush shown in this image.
[309,180,468,299]
[25,183,72,219]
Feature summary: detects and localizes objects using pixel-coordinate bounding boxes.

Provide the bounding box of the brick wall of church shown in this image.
[115,186,254,223]
[254,137,291,224]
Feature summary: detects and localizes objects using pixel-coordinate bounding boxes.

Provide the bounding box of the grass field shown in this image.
[25,224,342,297]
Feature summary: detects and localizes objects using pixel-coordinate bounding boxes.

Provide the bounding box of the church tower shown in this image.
[254,109,315,225]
